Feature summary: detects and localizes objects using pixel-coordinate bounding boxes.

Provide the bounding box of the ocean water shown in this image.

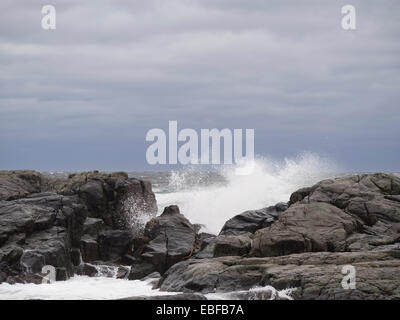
[0,153,340,299]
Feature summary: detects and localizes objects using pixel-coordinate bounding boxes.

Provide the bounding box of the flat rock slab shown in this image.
[159,250,400,300]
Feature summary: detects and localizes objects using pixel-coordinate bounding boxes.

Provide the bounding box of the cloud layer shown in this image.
[0,0,399,171]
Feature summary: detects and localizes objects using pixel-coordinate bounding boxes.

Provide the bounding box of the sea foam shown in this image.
[156,152,339,234]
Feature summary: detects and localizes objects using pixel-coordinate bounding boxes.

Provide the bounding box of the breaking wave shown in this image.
[156,152,339,234]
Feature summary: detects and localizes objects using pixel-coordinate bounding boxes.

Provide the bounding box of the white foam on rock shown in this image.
[205,286,297,300]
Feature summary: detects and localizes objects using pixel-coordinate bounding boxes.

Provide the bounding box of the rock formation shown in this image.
[158,173,400,300]
[1,171,400,300]
[0,170,157,284]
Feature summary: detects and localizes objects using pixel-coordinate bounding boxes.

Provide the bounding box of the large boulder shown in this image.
[251,202,360,257]
[48,171,157,231]
[138,205,198,274]
[251,173,400,257]
[219,203,287,236]
[197,233,252,259]
[128,261,157,280]
[295,173,400,251]
[291,173,400,224]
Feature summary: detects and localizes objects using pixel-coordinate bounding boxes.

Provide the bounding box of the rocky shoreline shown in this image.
[1,170,400,300]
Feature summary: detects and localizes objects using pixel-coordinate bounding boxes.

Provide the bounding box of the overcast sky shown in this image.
[0,0,399,172]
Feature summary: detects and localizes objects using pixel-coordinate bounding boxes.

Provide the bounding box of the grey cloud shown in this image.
[0,0,399,171]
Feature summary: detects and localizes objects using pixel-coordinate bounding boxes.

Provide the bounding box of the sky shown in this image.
[0,0,399,172]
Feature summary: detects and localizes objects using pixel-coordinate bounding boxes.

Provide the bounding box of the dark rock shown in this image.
[288,173,400,252]
[289,187,313,206]
[213,233,252,257]
[191,233,217,259]
[83,218,104,238]
[116,266,130,279]
[128,261,156,280]
[56,267,68,281]
[49,171,157,232]
[0,194,87,283]
[120,254,137,265]
[142,272,161,288]
[193,239,216,259]
[251,202,359,257]
[0,271,7,283]
[193,232,252,260]
[0,170,158,284]
[20,251,46,273]
[75,263,98,277]
[80,180,111,225]
[0,201,39,246]
[0,171,43,201]
[17,192,64,210]
[142,271,161,280]
[70,248,82,266]
[22,227,73,273]
[140,205,198,274]
[68,204,88,247]
[160,257,261,293]
[159,250,400,299]
[98,230,133,261]
[80,235,99,262]
[6,276,17,284]
[156,173,400,299]
[198,233,216,243]
[219,203,286,236]
[0,246,23,265]
[113,178,158,235]
[133,236,150,252]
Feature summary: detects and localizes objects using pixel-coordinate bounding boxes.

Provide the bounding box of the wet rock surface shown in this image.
[0,170,157,284]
